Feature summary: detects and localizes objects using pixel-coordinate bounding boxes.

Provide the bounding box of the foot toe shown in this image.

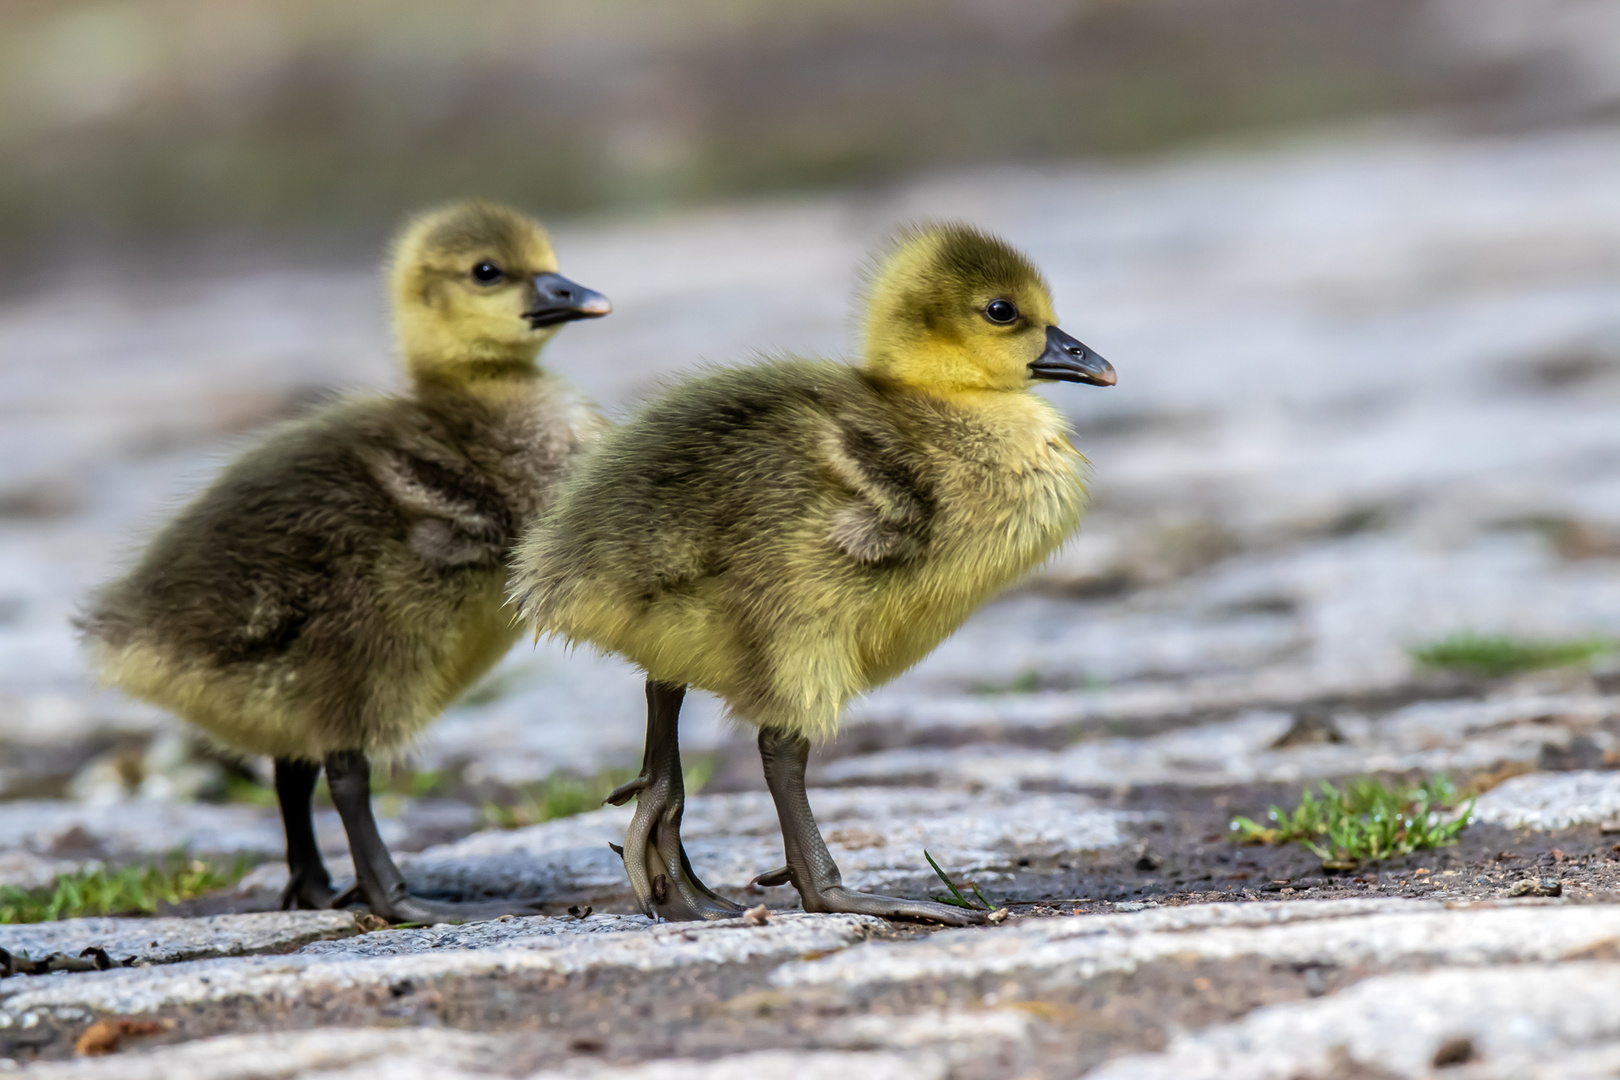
[382,895,543,925]
[282,878,340,911]
[618,804,660,918]
[650,837,744,921]
[811,887,988,926]
[604,773,650,807]
[751,865,793,888]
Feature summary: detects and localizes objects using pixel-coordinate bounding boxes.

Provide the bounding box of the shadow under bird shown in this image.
[78,200,610,923]
[512,222,1115,925]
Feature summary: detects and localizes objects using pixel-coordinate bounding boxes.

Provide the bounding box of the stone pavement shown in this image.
[4,124,1620,1075]
[10,898,1620,1075]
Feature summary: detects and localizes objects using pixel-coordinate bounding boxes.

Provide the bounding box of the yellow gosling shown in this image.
[512,222,1114,924]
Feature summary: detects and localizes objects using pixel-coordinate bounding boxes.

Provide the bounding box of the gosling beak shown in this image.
[1030,326,1116,386]
[525,272,612,329]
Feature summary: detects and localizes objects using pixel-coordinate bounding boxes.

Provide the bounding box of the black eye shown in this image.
[472,261,503,284]
[985,299,1018,325]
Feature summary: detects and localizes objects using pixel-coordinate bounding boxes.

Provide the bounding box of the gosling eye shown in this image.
[984,299,1018,325]
[471,261,504,284]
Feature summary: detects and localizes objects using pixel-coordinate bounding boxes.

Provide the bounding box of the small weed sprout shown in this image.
[1231,776,1473,870]
[0,854,252,924]
[924,849,993,910]
[1411,632,1611,678]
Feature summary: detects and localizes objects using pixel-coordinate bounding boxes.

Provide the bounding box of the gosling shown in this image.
[512,223,1114,925]
[79,200,611,923]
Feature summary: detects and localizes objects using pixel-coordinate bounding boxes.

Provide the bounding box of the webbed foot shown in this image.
[328,878,540,925]
[365,893,542,925]
[279,872,339,911]
[611,681,744,922]
[325,748,541,926]
[752,863,982,924]
[800,884,986,926]
[615,770,744,922]
[756,727,988,928]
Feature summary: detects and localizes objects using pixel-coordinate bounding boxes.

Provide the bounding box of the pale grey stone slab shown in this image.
[848,664,1392,734]
[299,911,655,958]
[404,788,1147,901]
[771,899,1619,991]
[814,1007,1035,1051]
[0,911,359,966]
[1473,769,1620,829]
[822,694,1619,789]
[13,1035,941,1080]
[525,1050,943,1080]
[1019,896,1440,936]
[0,913,883,1020]
[0,799,402,864]
[13,1028,512,1080]
[1084,963,1620,1080]
[0,850,78,891]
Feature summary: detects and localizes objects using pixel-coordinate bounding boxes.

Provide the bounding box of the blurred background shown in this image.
[3,0,1618,278]
[4,0,1620,890]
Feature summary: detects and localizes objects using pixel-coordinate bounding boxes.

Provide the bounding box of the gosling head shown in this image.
[389,200,611,384]
[861,222,1115,396]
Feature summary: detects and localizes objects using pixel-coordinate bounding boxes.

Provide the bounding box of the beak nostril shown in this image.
[525,275,611,325]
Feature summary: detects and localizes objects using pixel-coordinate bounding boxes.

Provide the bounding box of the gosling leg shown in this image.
[324,749,539,924]
[755,726,985,926]
[607,680,743,921]
[274,757,337,910]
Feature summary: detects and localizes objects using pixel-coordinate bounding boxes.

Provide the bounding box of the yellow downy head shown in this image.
[861,222,1114,397]
[389,200,610,387]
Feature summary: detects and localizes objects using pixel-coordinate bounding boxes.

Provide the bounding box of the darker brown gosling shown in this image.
[78,200,610,924]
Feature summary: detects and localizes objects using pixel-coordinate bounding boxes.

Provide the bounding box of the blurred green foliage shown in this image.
[972,670,1043,695]
[483,755,716,829]
[1411,633,1613,678]
[216,754,721,831]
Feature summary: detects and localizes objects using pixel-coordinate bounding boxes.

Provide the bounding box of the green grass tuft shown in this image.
[1231,775,1473,870]
[0,854,253,924]
[1411,632,1611,678]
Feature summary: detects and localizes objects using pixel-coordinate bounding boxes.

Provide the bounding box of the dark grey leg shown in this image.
[274,757,336,910]
[325,749,539,924]
[606,680,743,921]
[756,727,985,926]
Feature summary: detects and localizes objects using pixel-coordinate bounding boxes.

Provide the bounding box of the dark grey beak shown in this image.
[1029,326,1116,386]
[525,272,612,329]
